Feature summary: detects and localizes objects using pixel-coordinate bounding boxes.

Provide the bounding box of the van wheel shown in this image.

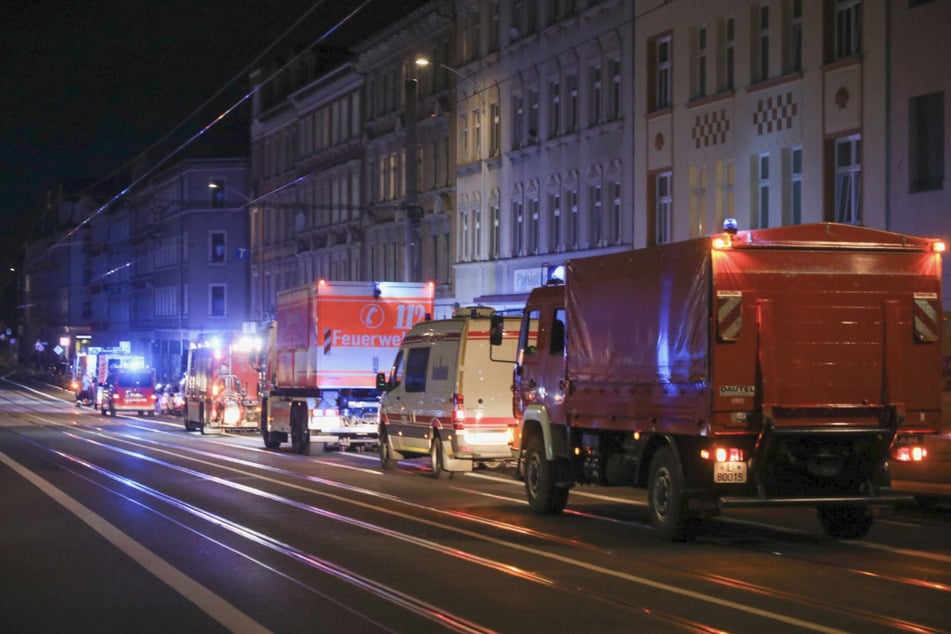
[524,435,568,513]
[648,447,696,542]
[380,429,400,470]
[430,435,452,479]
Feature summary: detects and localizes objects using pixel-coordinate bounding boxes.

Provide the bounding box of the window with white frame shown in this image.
[549,78,561,137]
[655,172,672,244]
[757,153,770,228]
[490,103,501,156]
[834,135,862,224]
[835,0,861,60]
[654,36,672,110]
[696,26,707,99]
[789,146,803,224]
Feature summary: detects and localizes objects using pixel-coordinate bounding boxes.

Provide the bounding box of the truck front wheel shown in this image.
[524,435,568,514]
[648,447,695,542]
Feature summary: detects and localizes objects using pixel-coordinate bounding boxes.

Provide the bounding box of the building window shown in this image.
[474,207,483,260]
[490,202,501,259]
[513,198,525,256]
[529,197,540,254]
[461,113,469,162]
[210,284,226,317]
[567,189,579,250]
[757,153,770,228]
[528,88,539,142]
[473,108,482,158]
[655,172,672,245]
[756,4,770,83]
[549,192,562,252]
[910,92,944,192]
[589,64,602,126]
[513,94,525,149]
[724,17,735,91]
[653,35,672,110]
[566,73,579,132]
[210,180,225,207]
[461,210,470,261]
[611,181,622,245]
[490,102,501,156]
[789,146,803,224]
[609,58,621,121]
[695,26,707,99]
[549,78,561,137]
[589,184,603,247]
[835,0,861,60]
[210,232,226,263]
[787,0,803,73]
[716,160,735,229]
[834,135,862,224]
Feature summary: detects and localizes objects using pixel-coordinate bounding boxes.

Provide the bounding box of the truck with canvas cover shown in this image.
[184,334,264,434]
[499,223,943,540]
[376,306,520,477]
[261,280,435,454]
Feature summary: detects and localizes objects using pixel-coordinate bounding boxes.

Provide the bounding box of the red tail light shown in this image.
[452,393,465,429]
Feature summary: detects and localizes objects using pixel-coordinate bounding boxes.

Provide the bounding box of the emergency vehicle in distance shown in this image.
[260,280,435,454]
[495,222,944,541]
[377,306,521,477]
[100,365,157,417]
[183,334,263,434]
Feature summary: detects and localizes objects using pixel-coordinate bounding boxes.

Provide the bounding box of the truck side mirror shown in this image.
[489,315,504,346]
[376,372,388,391]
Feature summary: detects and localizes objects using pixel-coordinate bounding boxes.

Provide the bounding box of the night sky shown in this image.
[0,0,422,325]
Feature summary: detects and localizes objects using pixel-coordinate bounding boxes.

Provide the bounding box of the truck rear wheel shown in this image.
[290,404,310,455]
[817,505,874,539]
[430,435,452,479]
[648,447,694,542]
[524,435,569,514]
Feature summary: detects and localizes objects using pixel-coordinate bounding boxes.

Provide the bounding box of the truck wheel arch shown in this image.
[519,406,570,461]
[635,435,680,489]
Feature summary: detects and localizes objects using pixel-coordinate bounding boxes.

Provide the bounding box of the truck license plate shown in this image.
[714,461,747,483]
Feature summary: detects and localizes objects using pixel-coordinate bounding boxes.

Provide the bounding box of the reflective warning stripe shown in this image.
[324,327,333,354]
[716,290,743,342]
[913,292,939,342]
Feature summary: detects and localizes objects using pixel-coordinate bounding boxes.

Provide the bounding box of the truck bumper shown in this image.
[714,491,914,509]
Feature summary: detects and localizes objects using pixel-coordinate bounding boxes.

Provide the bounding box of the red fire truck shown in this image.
[498,223,944,540]
[183,334,263,433]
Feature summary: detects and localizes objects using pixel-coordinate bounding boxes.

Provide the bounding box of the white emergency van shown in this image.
[377,307,519,477]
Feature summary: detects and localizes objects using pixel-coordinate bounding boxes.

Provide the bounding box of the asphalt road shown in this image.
[2,375,950,633]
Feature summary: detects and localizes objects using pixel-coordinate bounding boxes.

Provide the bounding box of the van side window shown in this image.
[521,309,541,356]
[404,347,430,393]
[549,308,566,355]
[390,349,405,387]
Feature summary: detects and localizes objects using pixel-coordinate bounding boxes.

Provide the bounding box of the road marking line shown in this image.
[0,450,271,634]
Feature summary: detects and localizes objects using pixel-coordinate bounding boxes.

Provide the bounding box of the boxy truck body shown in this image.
[377,307,520,477]
[261,280,434,454]
[507,223,943,540]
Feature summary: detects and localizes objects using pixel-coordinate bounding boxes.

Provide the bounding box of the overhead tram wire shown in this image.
[34,0,372,268]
